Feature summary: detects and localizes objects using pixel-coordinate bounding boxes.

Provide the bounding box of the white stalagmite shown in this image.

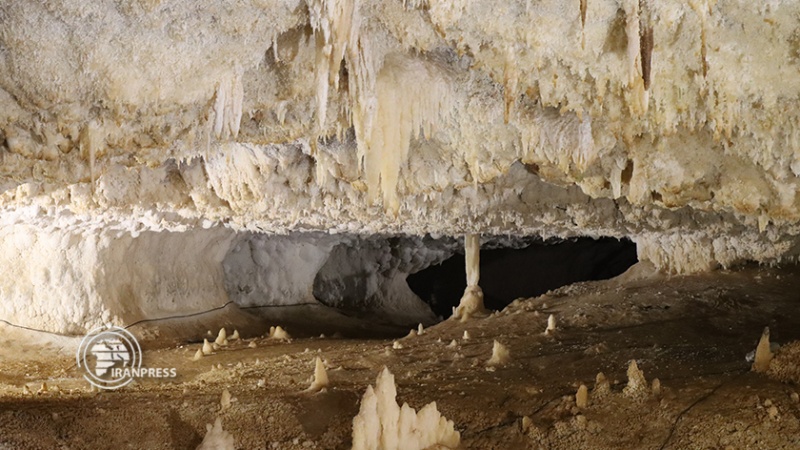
[576,384,589,408]
[487,340,511,366]
[351,367,460,450]
[753,327,774,373]
[220,389,232,411]
[215,328,227,346]
[196,417,234,450]
[545,314,557,334]
[202,339,214,356]
[651,378,662,396]
[269,326,291,340]
[593,372,611,398]
[623,360,649,400]
[193,349,204,361]
[453,234,487,321]
[230,329,240,341]
[307,357,329,392]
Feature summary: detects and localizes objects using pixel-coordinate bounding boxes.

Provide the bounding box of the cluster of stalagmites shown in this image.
[352,367,461,450]
[519,359,663,440]
[192,326,291,361]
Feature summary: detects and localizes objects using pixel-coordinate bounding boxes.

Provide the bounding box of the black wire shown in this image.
[0,301,326,337]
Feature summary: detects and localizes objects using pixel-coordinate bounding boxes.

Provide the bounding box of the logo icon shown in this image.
[77,325,142,390]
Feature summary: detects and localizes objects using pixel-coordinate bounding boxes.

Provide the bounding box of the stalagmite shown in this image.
[193,349,204,361]
[575,384,589,408]
[651,378,661,396]
[463,331,470,340]
[307,357,329,392]
[269,326,291,340]
[623,360,649,400]
[202,339,214,356]
[453,234,487,321]
[351,367,460,450]
[753,327,774,373]
[230,330,240,341]
[593,372,610,398]
[545,314,557,335]
[487,340,511,366]
[215,328,228,346]
[220,389,232,411]
[196,418,234,450]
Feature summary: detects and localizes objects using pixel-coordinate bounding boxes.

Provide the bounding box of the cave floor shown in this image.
[0,264,799,449]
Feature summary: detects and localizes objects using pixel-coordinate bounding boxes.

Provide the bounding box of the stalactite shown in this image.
[80,121,102,194]
[640,25,653,91]
[361,54,451,214]
[580,0,588,49]
[503,44,519,124]
[623,0,640,87]
[211,67,244,140]
[308,0,361,134]
[639,0,653,109]
[623,0,648,113]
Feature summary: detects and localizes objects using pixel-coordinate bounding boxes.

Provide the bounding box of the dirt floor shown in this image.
[0,263,799,449]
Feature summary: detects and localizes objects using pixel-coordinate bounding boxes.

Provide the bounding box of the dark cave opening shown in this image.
[407,237,638,318]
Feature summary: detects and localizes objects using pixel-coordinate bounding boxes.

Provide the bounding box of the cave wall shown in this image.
[0,225,453,333]
[0,226,235,334]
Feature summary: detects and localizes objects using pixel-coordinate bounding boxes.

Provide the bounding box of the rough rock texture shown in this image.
[2,1,800,329]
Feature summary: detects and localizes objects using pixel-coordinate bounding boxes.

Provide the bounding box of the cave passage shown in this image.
[407,237,638,318]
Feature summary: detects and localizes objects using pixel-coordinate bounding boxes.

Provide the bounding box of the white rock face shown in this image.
[0,226,234,334]
[1,1,799,328]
